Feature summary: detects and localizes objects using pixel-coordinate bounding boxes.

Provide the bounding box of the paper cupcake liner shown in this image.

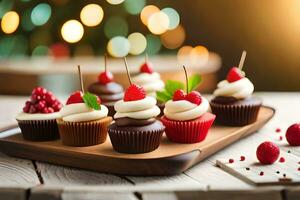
[157,103,165,117]
[17,119,59,141]
[210,102,261,126]
[106,105,116,117]
[57,117,112,147]
[161,113,216,144]
[108,123,165,154]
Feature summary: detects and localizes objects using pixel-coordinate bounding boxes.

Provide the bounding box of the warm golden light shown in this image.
[80,4,104,27]
[1,11,20,34]
[161,25,185,49]
[107,36,130,57]
[140,5,160,26]
[177,45,193,67]
[190,45,209,67]
[128,32,147,55]
[147,11,169,35]
[61,20,84,43]
[106,0,125,5]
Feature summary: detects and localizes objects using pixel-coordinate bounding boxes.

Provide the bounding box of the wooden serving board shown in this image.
[0,106,274,176]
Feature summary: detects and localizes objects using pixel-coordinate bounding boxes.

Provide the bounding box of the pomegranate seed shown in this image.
[275,128,281,133]
[279,157,285,163]
[298,168,300,171]
[47,107,54,113]
[240,156,245,161]
[29,105,37,114]
[259,171,264,176]
[279,136,283,141]
[229,159,234,163]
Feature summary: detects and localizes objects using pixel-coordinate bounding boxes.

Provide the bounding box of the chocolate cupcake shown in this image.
[58,91,112,146]
[88,56,123,117]
[16,87,62,141]
[210,64,262,126]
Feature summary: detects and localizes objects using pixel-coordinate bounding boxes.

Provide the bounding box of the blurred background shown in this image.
[0,0,300,96]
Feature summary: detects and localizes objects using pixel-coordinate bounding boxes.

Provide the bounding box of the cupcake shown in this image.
[161,66,215,143]
[16,87,62,141]
[132,58,164,98]
[210,52,262,126]
[57,91,112,146]
[88,56,124,117]
[108,58,165,154]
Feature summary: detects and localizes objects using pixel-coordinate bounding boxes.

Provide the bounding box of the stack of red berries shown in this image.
[23,87,62,114]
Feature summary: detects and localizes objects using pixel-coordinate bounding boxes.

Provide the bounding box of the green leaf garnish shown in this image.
[156,90,172,103]
[83,92,101,110]
[165,80,185,95]
[187,74,202,93]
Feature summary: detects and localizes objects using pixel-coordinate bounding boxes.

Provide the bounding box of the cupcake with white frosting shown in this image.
[16,87,62,141]
[161,90,216,143]
[131,60,164,97]
[210,67,262,126]
[108,83,165,154]
[57,91,112,146]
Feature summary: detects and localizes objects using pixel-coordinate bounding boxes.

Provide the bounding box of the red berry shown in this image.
[52,102,62,112]
[229,159,234,163]
[31,94,42,103]
[42,107,49,113]
[173,89,186,101]
[240,156,245,161]
[256,141,280,164]
[36,100,46,111]
[66,91,84,105]
[279,136,283,141]
[47,107,54,113]
[29,105,37,114]
[32,87,47,96]
[98,71,113,84]
[123,84,146,102]
[44,92,56,105]
[259,171,264,176]
[186,91,202,105]
[298,168,300,171]
[276,128,281,133]
[226,67,244,83]
[279,157,285,163]
[140,62,153,74]
[286,123,300,146]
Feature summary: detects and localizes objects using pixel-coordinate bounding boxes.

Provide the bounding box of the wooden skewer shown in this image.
[104,53,107,72]
[123,57,132,85]
[77,65,84,93]
[183,65,188,93]
[238,50,247,70]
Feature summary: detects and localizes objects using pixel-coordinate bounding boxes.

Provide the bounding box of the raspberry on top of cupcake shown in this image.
[131,55,164,97]
[88,54,124,116]
[210,51,262,126]
[16,87,62,120]
[161,66,215,144]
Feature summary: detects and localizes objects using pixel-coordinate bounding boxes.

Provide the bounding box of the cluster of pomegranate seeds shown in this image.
[172,89,202,105]
[23,87,62,114]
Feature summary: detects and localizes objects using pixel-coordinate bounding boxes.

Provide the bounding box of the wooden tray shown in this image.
[0,106,274,176]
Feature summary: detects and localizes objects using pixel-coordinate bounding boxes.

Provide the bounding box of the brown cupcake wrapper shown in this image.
[17,119,59,141]
[210,102,261,126]
[108,125,165,154]
[106,105,116,117]
[57,117,112,147]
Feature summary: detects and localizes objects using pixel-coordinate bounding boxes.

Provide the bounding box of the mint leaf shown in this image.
[188,74,202,93]
[83,92,101,110]
[165,80,185,96]
[156,90,172,103]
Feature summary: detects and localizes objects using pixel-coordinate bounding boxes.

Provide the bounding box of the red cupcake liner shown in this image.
[161,113,216,144]
[210,102,261,126]
[57,117,112,147]
[17,119,59,141]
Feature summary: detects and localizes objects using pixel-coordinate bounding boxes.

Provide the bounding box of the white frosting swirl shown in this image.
[114,96,160,119]
[132,72,164,97]
[60,103,108,122]
[213,78,254,99]
[16,112,61,121]
[164,98,209,121]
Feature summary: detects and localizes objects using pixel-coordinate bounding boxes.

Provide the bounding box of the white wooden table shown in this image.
[1,93,300,200]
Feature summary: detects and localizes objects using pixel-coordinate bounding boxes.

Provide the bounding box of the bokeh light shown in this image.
[106,0,125,5]
[61,20,84,43]
[140,5,160,25]
[104,16,128,38]
[1,11,20,34]
[161,8,180,30]
[177,45,193,66]
[145,34,161,55]
[80,4,104,27]
[0,0,14,19]
[21,9,35,31]
[128,32,147,55]
[32,45,48,56]
[31,3,52,26]
[124,0,145,15]
[190,45,209,67]
[0,35,27,57]
[148,11,169,35]
[107,36,130,57]
[49,43,70,58]
[161,25,185,49]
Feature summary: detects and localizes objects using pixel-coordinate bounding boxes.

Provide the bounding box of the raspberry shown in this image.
[98,71,113,84]
[123,84,146,102]
[173,89,186,101]
[186,91,202,105]
[256,141,280,164]
[286,123,300,146]
[226,67,244,83]
[66,91,84,105]
[140,62,153,74]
